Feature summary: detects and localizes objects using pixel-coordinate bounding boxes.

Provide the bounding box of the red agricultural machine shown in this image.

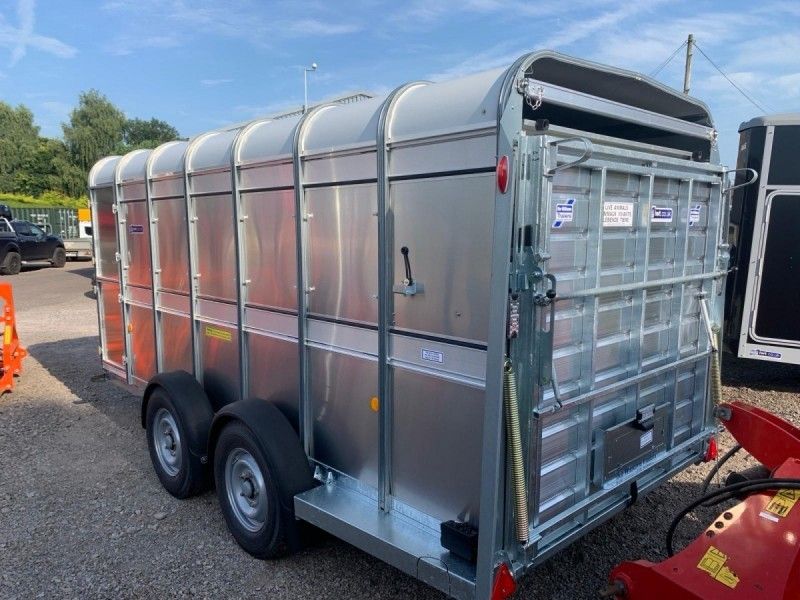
[605,401,800,599]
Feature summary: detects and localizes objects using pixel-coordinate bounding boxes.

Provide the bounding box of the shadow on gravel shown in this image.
[26,335,139,432]
[66,266,94,280]
[722,353,800,393]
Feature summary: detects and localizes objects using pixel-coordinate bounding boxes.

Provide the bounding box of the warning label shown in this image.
[689,205,702,226]
[603,202,633,227]
[697,546,739,589]
[765,489,800,518]
[205,325,232,342]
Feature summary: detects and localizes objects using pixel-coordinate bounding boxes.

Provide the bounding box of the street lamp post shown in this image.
[303,62,317,113]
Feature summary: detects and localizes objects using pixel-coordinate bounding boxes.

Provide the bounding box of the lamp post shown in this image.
[303,62,317,113]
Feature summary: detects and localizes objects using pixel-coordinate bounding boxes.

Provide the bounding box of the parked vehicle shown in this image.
[90,50,728,599]
[725,114,800,366]
[0,212,67,275]
[63,207,94,261]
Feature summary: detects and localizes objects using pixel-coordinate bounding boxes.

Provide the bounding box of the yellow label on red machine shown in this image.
[765,489,800,518]
[3,325,10,345]
[697,546,739,589]
[204,325,232,342]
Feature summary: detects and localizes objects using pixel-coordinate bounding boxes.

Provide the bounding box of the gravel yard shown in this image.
[1,262,798,599]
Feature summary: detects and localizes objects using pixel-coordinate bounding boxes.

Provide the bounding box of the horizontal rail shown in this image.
[556,270,727,301]
[537,349,712,415]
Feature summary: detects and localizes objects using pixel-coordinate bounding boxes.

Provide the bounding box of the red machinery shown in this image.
[0,282,25,392]
[605,401,800,599]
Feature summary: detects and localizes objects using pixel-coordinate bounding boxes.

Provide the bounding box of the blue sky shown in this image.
[0,0,798,166]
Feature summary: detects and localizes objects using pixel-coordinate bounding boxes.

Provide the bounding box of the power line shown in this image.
[693,41,772,114]
[650,41,687,77]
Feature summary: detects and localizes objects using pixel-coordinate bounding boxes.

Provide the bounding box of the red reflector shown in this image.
[497,155,509,193]
[704,436,718,462]
[491,563,516,600]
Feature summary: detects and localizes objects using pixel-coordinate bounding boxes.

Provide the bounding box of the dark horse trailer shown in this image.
[725,114,800,365]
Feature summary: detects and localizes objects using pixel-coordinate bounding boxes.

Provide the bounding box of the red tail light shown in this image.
[491,563,516,600]
[497,155,509,193]
[704,436,718,462]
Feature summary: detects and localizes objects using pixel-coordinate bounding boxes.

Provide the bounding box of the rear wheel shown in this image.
[214,422,288,558]
[0,252,21,275]
[51,247,66,268]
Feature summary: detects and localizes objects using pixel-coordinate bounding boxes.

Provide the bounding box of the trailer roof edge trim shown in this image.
[740,113,800,130]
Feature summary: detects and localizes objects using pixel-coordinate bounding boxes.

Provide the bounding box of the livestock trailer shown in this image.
[725,114,800,365]
[90,50,728,599]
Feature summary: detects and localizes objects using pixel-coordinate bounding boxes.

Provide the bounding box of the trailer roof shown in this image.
[740,113,800,130]
[88,155,121,188]
[149,141,189,178]
[101,50,717,181]
[117,149,151,183]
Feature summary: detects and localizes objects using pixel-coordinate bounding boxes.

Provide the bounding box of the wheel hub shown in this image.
[152,408,182,477]
[225,449,267,532]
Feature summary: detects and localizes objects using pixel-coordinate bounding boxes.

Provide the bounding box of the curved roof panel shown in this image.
[302,96,385,154]
[88,156,121,188]
[236,116,300,164]
[117,149,151,183]
[186,128,240,173]
[149,141,189,178]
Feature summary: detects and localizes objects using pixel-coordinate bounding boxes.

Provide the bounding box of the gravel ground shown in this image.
[0,262,798,599]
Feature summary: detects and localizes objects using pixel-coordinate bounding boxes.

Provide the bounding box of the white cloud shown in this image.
[105,34,181,56]
[0,0,77,66]
[284,19,360,36]
[200,78,234,87]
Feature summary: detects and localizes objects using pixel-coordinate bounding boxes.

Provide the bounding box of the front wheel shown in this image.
[51,247,66,268]
[214,422,288,558]
[0,252,21,275]
[145,388,209,498]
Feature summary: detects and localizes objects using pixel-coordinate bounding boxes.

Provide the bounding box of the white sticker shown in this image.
[651,206,673,223]
[749,348,782,361]
[639,430,654,449]
[689,205,701,226]
[759,511,780,523]
[553,198,575,228]
[603,202,634,227]
[421,349,443,363]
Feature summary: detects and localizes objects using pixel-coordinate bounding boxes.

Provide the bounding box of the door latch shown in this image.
[393,246,424,296]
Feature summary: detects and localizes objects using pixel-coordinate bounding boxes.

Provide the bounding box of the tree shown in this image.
[123,118,180,149]
[62,90,126,173]
[0,103,39,193]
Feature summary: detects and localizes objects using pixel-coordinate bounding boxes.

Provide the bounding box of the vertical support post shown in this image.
[183,137,204,380]
[683,34,694,95]
[376,81,428,513]
[144,150,162,372]
[113,157,133,385]
[231,127,249,402]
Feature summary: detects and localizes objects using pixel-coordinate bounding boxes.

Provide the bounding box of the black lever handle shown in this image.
[400,246,414,285]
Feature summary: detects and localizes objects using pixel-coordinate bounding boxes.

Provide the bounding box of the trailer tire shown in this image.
[144,377,213,499]
[51,247,66,268]
[211,400,314,558]
[0,252,21,275]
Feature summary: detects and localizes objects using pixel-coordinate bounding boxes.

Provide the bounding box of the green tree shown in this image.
[123,117,180,149]
[0,103,39,193]
[62,89,126,172]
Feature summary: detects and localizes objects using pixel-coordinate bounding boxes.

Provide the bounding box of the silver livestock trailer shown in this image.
[90,50,727,599]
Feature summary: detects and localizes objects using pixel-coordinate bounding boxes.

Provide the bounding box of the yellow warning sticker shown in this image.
[697,546,739,589]
[3,325,10,345]
[204,325,232,342]
[765,489,800,518]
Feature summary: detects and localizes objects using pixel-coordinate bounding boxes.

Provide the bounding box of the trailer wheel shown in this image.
[0,252,21,275]
[214,421,290,558]
[145,386,211,498]
[51,247,66,268]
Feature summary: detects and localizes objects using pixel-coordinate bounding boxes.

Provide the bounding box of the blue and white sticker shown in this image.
[749,348,782,361]
[689,205,701,227]
[552,198,575,228]
[650,206,673,223]
[128,224,144,234]
[421,348,444,363]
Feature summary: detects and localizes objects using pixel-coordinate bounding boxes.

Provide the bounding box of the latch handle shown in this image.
[722,167,758,195]
[393,246,424,296]
[545,137,593,177]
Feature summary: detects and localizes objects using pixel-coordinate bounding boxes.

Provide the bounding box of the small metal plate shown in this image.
[593,403,669,485]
